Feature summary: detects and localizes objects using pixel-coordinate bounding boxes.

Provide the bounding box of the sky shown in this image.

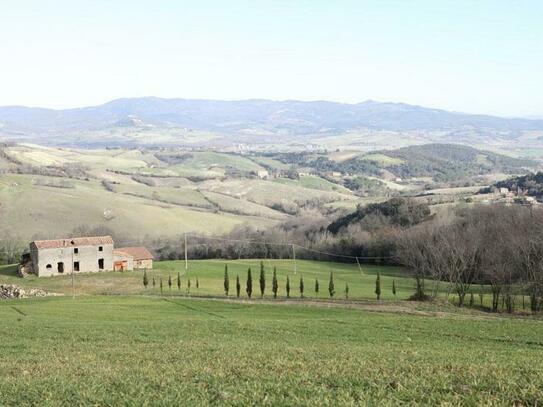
[0,0,542,117]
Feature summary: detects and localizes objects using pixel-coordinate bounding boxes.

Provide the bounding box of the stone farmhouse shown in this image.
[113,246,154,271]
[22,236,153,277]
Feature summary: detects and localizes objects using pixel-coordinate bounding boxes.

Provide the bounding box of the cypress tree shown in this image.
[315,278,319,297]
[469,293,475,307]
[152,276,156,287]
[168,274,172,290]
[160,277,163,294]
[143,270,149,289]
[272,267,278,299]
[177,272,181,290]
[196,277,199,289]
[392,280,396,297]
[328,272,335,298]
[286,275,291,298]
[187,278,191,294]
[375,273,381,300]
[299,276,304,299]
[259,261,266,298]
[345,282,349,299]
[224,264,230,296]
[246,268,253,298]
[236,274,241,298]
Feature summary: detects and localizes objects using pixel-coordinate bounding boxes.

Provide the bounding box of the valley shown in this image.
[1,141,539,243]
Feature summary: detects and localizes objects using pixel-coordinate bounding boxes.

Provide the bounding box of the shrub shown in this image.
[143,270,149,289]
[272,267,278,299]
[259,261,266,298]
[224,264,230,296]
[286,275,291,298]
[375,273,381,300]
[328,272,335,298]
[246,268,253,298]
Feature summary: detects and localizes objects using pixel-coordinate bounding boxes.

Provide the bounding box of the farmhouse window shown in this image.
[46,264,52,269]
[98,258,104,270]
[74,248,79,254]
[57,262,64,273]
[98,246,103,252]
[74,261,80,272]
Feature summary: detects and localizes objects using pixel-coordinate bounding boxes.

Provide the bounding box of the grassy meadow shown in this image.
[1,294,543,405]
[1,259,409,300]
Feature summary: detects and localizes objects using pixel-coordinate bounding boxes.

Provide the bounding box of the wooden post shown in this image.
[292,244,297,275]
[184,234,188,270]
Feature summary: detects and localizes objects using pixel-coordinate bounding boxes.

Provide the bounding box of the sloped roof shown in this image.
[32,236,114,249]
[114,246,154,260]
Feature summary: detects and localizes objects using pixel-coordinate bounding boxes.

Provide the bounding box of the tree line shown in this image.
[395,205,543,313]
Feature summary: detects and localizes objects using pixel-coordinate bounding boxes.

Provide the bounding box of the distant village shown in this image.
[487,186,540,206]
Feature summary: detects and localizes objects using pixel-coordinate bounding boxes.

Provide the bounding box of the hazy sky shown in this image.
[1,0,542,117]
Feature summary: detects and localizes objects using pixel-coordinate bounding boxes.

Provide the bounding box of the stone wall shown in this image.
[34,243,114,277]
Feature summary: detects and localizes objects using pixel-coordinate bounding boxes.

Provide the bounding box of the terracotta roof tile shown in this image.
[32,236,114,249]
[114,246,154,260]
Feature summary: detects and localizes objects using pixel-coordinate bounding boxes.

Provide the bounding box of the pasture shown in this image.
[0,260,408,299]
[1,295,543,405]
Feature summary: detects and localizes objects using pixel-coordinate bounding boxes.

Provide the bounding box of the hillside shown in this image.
[0,144,357,241]
[377,144,534,182]
[0,142,539,242]
[2,98,543,150]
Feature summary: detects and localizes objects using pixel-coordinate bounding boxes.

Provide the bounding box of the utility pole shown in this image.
[184,233,188,270]
[292,244,297,275]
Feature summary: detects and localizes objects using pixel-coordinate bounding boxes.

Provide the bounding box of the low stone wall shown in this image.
[0,284,47,299]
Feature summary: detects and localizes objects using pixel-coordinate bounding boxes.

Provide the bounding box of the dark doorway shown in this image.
[98,258,104,270]
[74,261,80,272]
[57,262,64,273]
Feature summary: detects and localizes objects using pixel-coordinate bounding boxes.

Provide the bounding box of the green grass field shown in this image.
[2,260,543,404]
[0,260,409,299]
[1,295,543,405]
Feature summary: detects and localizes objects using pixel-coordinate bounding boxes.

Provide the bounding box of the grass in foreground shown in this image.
[1,296,542,405]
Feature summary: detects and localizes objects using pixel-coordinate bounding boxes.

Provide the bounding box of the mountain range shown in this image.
[1,97,543,149]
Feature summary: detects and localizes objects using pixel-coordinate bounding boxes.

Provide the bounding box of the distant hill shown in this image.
[374,144,535,182]
[1,97,543,147]
[271,144,536,182]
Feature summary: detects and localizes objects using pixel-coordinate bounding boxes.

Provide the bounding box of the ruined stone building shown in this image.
[22,236,153,277]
